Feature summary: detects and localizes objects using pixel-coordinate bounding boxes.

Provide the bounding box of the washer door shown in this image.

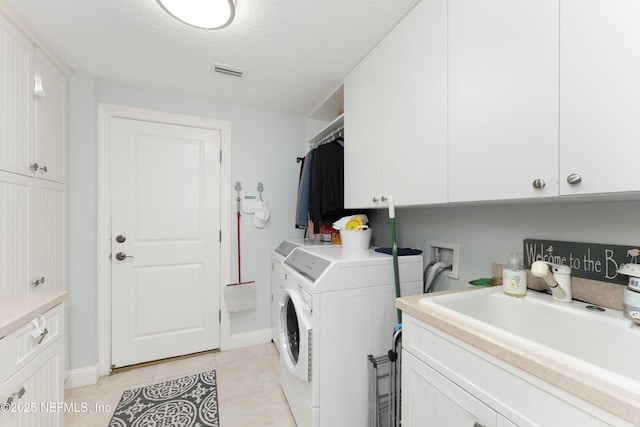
[280,288,312,381]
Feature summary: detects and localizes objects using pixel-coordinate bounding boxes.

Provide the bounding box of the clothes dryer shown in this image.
[279,246,423,427]
[271,238,338,353]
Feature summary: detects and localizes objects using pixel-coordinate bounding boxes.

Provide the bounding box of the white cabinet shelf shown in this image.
[307,114,344,146]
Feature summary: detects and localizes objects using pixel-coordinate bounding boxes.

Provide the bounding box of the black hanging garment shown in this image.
[308,139,344,234]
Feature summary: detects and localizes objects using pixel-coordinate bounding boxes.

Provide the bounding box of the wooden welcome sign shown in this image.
[523,239,640,285]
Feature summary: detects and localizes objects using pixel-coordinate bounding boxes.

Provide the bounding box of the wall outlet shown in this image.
[425,241,460,279]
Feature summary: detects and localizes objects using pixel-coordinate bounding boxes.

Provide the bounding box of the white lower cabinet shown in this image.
[401,313,628,427]
[403,351,502,427]
[0,303,65,427]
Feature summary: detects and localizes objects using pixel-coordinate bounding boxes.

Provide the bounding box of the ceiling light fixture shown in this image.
[157,0,235,30]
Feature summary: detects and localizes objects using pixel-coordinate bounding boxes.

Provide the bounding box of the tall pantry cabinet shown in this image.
[0,12,68,296]
[0,5,69,427]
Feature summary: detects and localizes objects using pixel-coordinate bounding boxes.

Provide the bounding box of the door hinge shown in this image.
[219,310,222,322]
[219,150,222,163]
[219,230,222,242]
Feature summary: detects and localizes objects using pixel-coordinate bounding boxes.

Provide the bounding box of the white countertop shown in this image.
[0,292,67,338]
[397,287,640,426]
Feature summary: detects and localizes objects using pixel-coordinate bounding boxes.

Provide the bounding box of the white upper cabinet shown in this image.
[0,13,67,184]
[344,44,383,209]
[559,0,640,196]
[344,0,447,209]
[448,0,560,202]
[33,49,67,184]
[381,0,447,206]
[0,12,33,177]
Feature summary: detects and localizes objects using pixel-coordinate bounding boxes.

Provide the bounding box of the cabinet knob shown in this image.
[381,196,388,202]
[6,386,26,404]
[31,276,45,287]
[567,173,582,185]
[30,163,48,172]
[473,423,485,427]
[372,197,379,203]
[532,179,546,189]
[36,328,49,344]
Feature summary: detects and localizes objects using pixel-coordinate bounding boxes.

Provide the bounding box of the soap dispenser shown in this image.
[503,253,527,296]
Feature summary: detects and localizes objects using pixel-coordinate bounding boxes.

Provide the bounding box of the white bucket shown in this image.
[340,228,372,250]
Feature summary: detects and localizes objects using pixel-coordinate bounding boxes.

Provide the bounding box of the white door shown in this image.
[110,117,221,368]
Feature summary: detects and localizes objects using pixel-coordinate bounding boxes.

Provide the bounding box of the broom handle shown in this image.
[388,195,402,324]
[236,197,242,282]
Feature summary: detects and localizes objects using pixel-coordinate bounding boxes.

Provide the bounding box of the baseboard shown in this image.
[65,364,99,390]
[228,328,272,350]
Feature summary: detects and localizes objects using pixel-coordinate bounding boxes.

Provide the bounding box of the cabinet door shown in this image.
[344,44,383,209]
[0,13,33,177]
[33,49,67,184]
[0,339,64,427]
[381,0,447,206]
[0,172,32,296]
[448,0,559,202]
[30,179,66,293]
[560,0,640,195]
[402,351,497,427]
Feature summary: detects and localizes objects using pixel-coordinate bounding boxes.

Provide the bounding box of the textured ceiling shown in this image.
[2,0,420,116]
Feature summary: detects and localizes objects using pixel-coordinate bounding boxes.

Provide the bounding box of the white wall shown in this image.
[67,73,99,370]
[67,74,307,370]
[371,200,640,293]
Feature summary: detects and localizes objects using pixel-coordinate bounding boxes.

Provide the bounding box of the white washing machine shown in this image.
[279,246,423,427]
[271,238,339,353]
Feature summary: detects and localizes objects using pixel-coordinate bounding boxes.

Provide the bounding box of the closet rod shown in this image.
[311,125,344,149]
[297,125,345,163]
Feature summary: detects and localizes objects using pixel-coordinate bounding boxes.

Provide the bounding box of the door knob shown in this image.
[115,235,126,243]
[115,252,134,261]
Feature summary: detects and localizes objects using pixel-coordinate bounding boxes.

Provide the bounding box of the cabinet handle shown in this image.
[30,163,48,172]
[36,328,49,344]
[6,386,26,404]
[32,276,45,287]
[532,178,546,189]
[567,173,582,185]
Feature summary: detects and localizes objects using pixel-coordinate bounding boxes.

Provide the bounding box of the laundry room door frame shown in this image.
[96,103,232,377]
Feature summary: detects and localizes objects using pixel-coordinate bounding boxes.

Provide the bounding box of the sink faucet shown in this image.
[531,261,572,302]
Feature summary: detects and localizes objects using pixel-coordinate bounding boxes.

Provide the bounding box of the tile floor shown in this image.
[65,343,296,426]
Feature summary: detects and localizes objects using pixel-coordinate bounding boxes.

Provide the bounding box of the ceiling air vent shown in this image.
[211,63,245,78]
